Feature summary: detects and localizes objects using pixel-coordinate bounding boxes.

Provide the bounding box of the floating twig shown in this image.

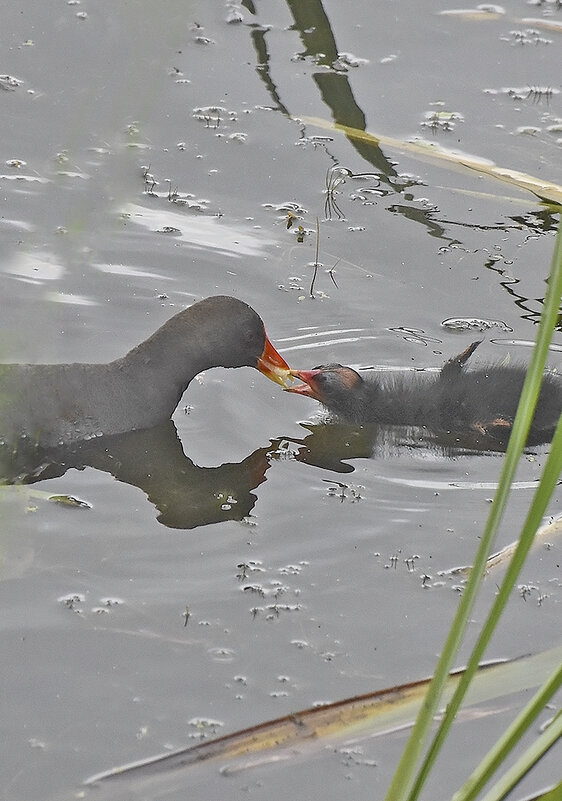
[309,217,320,297]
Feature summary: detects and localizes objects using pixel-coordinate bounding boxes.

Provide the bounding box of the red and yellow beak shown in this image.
[283,369,322,399]
[257,335,293,387]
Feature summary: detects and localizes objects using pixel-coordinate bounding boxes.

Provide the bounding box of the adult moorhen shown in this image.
[0,296,291,449]
[286,341,562,444]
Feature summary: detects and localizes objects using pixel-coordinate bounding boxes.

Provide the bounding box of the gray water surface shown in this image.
[1,2,561,799]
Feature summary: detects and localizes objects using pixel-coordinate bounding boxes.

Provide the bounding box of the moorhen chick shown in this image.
[0,296,291,449]
[286,341,562,444]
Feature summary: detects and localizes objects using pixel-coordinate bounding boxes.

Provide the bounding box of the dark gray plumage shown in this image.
[286,342,562,444]
[0,296,290,449]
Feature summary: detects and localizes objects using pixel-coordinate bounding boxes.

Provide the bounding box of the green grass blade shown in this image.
[477,710,562,801]
[385,216,562,801]
[527,779,562,801]
[452,667,562,801]
[408,411,562,800]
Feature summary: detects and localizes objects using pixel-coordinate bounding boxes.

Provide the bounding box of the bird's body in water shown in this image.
[286,342,562,445]
[0,296,291,450]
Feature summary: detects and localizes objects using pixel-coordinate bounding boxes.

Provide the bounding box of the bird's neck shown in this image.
[117,311,217,419]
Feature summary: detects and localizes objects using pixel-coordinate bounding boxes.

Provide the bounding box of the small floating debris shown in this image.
[441,317,513,332]
[332,52,369,70]
[484,86,559,103]
[520,17,562,35]
[58,593,86,609]
[0,74,23,90]
[500,28,552,46]
[421,110,464,133]
[515,126,541,136]
[192,105,230,128]
[439,5,505,20]
[48,494,91,509]
[225,6,244,24]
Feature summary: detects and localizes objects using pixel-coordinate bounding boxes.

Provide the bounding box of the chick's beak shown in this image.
[283,369,322,398]
[257,335,292,387]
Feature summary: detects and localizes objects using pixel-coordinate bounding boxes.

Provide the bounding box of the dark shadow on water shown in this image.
[1,422,271,530]
[283,421,515,474]
[0,419,534,530]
